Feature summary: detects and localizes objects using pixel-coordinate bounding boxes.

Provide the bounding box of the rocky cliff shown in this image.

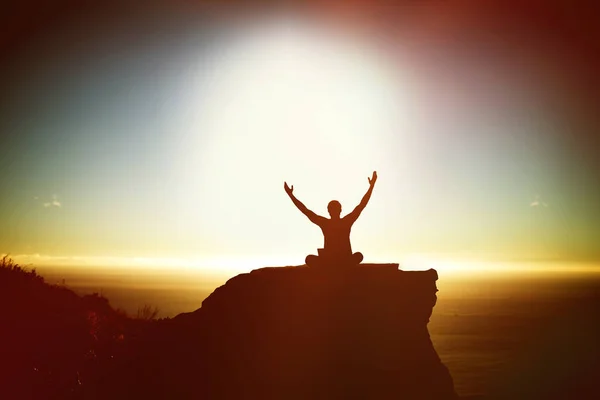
[161,264,458,399]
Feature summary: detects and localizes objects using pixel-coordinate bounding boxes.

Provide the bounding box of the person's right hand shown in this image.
[284,182,294,195]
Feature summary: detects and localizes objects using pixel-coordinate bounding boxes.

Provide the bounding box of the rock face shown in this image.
[164,265,458,399]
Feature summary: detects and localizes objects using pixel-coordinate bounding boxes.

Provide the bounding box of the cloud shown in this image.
[41,194,62,208]
[530,195,548,207]
[529,201,548,207]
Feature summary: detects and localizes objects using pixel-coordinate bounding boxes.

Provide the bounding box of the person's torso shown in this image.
[320,218,353,255]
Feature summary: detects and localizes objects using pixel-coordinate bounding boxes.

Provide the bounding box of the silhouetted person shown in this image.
[284,171,377,267]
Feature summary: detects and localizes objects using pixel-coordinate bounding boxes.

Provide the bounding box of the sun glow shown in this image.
[174,19,410,263]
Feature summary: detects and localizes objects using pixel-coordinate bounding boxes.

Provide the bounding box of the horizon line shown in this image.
[4,253,600,276]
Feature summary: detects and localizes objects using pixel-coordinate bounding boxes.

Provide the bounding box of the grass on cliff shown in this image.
[0,255,163,398]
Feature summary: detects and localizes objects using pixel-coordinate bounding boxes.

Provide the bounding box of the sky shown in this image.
[1,1,599,270]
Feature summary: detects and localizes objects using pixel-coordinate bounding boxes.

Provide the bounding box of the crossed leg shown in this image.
[305,252,363,267]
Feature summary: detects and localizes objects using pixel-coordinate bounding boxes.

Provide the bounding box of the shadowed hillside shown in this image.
[0,257,459,399]
[4,256,599,399]
[0,256,155,399]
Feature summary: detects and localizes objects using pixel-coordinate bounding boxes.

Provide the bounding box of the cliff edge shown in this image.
[163,265,458,399]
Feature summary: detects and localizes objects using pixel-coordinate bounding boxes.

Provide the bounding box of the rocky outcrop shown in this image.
[163,264,458,399]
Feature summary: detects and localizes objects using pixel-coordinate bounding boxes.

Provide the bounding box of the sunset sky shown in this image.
[1,1,599,270]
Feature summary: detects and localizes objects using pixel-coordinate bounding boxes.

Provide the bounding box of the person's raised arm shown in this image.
[345,171,377,223]
[284,182,325,226]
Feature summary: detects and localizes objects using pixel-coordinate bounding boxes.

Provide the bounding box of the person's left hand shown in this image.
[368,171,378,186]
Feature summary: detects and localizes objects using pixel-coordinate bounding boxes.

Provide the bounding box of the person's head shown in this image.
[327,200,342,219]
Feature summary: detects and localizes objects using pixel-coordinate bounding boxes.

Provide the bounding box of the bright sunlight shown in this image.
[176,19,409,264]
